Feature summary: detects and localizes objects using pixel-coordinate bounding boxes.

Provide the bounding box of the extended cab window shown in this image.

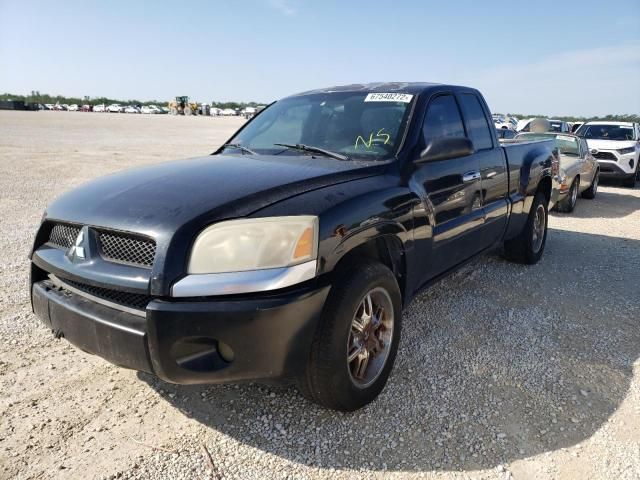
[459,94,493,150]
[422,95,465,144]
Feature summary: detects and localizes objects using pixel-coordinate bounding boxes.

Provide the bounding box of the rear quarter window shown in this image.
[459,94,493,150]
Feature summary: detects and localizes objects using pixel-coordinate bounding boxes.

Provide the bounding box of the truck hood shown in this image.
[584,139,637,151]
[45,154,386,237]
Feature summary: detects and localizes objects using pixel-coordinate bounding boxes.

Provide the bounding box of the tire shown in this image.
[622,169,637,188]
[558,177,579,213]
[170,107,178,115]
[504,190,548,265]
[622,175,636,188]
[581,171,598,199]
[184,107,192,116]
[299,260,402,411]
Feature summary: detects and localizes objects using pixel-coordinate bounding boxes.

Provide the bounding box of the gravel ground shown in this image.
[0,111,638,480]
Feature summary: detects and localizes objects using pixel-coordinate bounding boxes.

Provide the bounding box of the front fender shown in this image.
[315,184,416,271]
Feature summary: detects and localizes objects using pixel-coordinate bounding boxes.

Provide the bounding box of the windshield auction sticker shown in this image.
[364,93,413,103]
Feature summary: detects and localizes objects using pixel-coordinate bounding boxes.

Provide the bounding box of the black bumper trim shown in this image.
[597,161,634,178]
[31,279,331,385]
[32,281,152,373]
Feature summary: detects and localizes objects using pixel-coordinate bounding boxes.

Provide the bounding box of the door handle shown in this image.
[462,171,481,182]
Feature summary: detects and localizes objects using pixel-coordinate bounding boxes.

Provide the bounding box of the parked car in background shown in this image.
[29,82,556,411]
[571,122,584,133]
[548,119,570,133]
[576,122,640,187]
[81,105,92,112]
[496,128,517,140]
[141,105,161,114]
[106,104,123,113]
[516,132,599,212]
[494,115,518,130]
[517,118,550,133]
[220,108,236,116]
[93,104,106,113]
[242,107,257,119]
[44,104,55,110]
[67,104,79,112]
[124,105,140,114]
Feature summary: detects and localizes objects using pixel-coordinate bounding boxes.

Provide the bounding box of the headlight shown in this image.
[188,216,318,274]
[618,146,636,155]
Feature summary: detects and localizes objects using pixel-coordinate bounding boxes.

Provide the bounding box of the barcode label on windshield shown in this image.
[364,93,413,103]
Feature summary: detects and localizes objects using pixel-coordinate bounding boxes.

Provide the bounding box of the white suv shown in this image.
[577,122,640,187]
[106,104,123,113]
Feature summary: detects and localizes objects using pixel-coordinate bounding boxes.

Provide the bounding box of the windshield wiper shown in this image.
[220,143,257,155]
[274,143,349,161]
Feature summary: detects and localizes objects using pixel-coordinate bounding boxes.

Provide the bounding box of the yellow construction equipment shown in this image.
[168,96,198,115]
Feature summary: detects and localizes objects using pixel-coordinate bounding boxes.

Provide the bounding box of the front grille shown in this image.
[45,223,156,268]
[62,278,151,311]
[98,231,156,268]
[48,224,81,249]
[594,151,617,160]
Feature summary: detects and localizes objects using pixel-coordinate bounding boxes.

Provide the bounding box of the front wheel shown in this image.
[504,190,548,264]
[622,166,637,188]
[582,171,598,199]
[299,260,402,411]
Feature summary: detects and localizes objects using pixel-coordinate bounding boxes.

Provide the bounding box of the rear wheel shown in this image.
[581,171,598,199]
[299,260,402,411]
[504,190,548,265]
[184,107,192,116]
[558,177,579,212]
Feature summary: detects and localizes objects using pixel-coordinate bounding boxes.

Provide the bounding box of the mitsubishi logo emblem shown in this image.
[68,230,86,260]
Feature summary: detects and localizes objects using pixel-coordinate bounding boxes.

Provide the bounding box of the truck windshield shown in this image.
[228,92,414,161]
[576,124,636,141]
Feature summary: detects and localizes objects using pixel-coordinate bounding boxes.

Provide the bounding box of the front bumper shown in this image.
[597,161,635,179]
[31,279,330,384]
[594,152,637,177]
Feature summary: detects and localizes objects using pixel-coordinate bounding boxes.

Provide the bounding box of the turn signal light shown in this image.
[293,227,313,260]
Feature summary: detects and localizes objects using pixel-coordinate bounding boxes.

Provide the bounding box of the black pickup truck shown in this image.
[30,83,555,411]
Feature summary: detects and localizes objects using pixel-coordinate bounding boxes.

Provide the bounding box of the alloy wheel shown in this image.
[532,204,546,253]
[347,287,394,389]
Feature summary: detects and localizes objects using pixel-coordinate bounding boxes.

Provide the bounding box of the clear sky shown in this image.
[1,0,639,116]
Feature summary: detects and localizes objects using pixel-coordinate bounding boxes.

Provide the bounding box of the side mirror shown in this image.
[417,137,475,163]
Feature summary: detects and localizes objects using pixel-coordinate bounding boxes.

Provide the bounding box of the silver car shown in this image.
[516,132,599,212]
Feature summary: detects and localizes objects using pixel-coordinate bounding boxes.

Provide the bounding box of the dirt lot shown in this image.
[0,111,638,480]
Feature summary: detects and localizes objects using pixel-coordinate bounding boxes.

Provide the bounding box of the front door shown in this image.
[411,94,484,280]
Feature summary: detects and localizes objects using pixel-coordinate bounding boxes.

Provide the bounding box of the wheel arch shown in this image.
[323,228,407,306]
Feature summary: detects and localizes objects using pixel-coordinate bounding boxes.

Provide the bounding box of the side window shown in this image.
[422,95,465,145]
[458,94,493,150]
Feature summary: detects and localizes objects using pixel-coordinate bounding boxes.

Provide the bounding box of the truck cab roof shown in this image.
[290,82,457,98]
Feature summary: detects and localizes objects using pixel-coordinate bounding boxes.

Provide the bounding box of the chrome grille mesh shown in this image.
[98,231,156,268]
[46,223,156,268]
[48,224,81,249]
